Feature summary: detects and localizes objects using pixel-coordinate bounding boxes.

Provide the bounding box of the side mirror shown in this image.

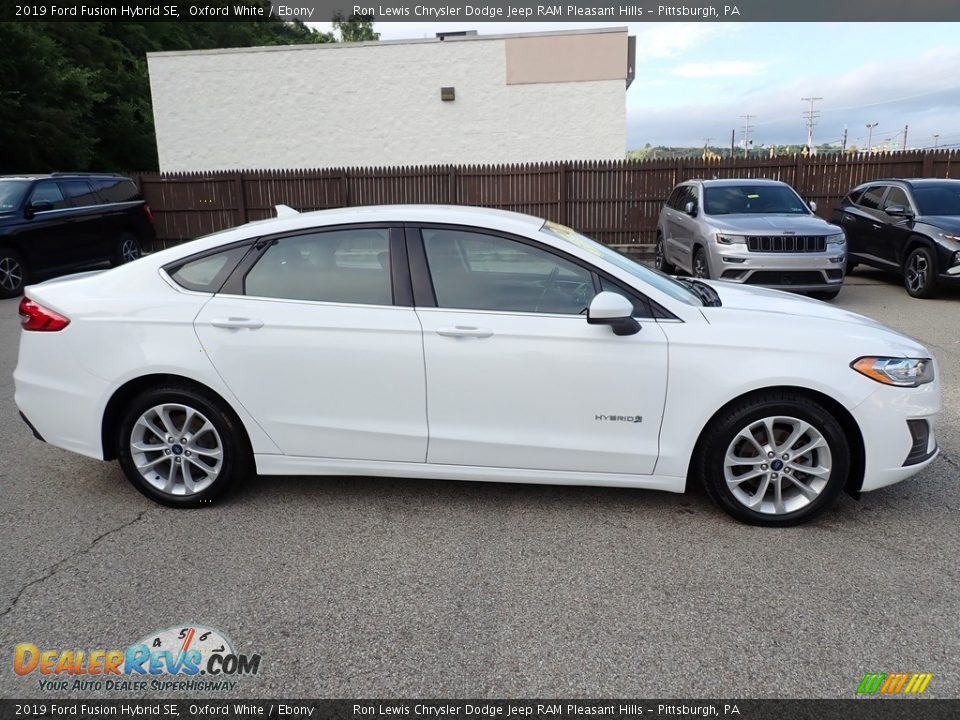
[587,292,640,336]
[684,200,698,217]
[885,205,913,218]
[25,201,54,218]
[808,200,818,212]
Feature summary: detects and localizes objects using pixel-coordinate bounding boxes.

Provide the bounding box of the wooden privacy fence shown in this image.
[134,150,959,251]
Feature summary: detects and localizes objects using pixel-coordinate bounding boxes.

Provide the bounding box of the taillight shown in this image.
[143,203,155,224]
[19,298,70,332]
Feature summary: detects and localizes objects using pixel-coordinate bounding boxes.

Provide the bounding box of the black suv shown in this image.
[0,173,156,298]
[833,178,960,298]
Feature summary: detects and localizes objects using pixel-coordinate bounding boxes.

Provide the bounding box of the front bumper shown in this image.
[852,380,940,492]
[712,244,846,291]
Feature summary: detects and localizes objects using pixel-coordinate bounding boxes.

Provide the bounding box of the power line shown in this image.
[801,97,822,154]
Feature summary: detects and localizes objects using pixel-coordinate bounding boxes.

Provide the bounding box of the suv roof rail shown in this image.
[49,172,126,177]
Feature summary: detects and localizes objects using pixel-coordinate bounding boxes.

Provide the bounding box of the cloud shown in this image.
[671,61,763,78]
[632,23,722,61]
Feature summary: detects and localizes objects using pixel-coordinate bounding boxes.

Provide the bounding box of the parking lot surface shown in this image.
[1,267,958,699]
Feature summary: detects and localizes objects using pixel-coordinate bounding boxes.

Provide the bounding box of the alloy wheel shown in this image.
[121,238,141,263]
[0,256,22,292]
[723,415,832,515]
[693,252,708,278]
[655,241,665,270]
[129,403,223,496]
[905,252,929,294]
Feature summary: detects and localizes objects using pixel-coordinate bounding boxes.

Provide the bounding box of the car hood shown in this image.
[921,215,960,234]
[706,214,840,235]
[700,281,928,356]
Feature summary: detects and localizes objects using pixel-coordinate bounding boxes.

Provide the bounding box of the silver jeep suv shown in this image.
[655,179,847,299]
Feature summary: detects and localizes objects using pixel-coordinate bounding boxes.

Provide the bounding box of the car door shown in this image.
[410,225,669,475]
[665,186,697,271]
[193,225,428,462]
[59,179,111,263]
[17,181,77,272]
[850,184,892,266]
[878,185,917,267]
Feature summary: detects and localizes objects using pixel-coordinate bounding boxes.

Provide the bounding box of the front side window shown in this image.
[703,184,810,215]
[245,228,392,305]
[422,228,594,314]
[882,186,912,211]
[29,182,67,210]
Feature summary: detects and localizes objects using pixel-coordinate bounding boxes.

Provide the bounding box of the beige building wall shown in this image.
[147,29,629,172]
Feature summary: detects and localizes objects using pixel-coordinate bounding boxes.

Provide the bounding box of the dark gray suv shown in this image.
[0,173,156,298]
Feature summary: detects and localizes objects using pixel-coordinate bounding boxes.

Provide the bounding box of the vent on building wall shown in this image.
[436,31,477,40]
[440,87,456,101]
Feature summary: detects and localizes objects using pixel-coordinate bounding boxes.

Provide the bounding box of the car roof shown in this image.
[690,178,789,187]
[0,173,129,181]
[854,178,960,188]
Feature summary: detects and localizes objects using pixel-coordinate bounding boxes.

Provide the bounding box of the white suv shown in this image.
[656,179,847,299]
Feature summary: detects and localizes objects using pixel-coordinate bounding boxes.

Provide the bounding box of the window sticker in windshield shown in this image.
[544,222,602,256]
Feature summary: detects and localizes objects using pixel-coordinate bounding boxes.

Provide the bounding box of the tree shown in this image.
[333,12,380,42]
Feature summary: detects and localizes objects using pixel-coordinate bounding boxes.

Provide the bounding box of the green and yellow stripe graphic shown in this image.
[857,672,933,695]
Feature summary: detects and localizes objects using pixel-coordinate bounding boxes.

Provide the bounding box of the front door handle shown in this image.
[210,317,264,330]
[436,326,494,339]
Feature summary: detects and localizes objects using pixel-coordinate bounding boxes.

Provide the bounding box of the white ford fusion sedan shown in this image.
[14,205,940,525]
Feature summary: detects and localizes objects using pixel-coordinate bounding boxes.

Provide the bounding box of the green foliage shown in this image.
[333,12,380,42]
[0,13,339,173]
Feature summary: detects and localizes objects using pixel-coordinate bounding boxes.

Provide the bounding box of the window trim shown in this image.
[163,238,259,295]
[407,222,671,320]
[217,223,407,307]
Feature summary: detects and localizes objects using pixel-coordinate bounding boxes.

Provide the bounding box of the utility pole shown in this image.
[740,114,754,158]
[841,125,848,153]
[702,136,712,160]
[801,96,822,155]
[901,124,909,151]
[933,133,940,148]
[866,122,878,152]
[730,129,736,158]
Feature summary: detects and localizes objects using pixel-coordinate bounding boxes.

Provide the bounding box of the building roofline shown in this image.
[146,25,629,59]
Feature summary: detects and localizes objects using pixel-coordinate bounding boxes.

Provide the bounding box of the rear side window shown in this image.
[93,178,140,204]
[666,187,683,209]
[168,245,251,293]
[29,182,68,210]
[60,180,100,208]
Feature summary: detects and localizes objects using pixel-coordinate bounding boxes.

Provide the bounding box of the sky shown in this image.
[315,21,960,151]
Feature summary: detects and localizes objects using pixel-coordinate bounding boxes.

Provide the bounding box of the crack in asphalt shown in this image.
[0,509,151,620]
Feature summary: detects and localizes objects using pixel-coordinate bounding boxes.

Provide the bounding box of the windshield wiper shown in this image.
[677,278,722,307]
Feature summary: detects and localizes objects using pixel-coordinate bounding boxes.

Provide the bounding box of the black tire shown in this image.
[845,260,858,274]
[117,385,250,508]
[112,232,142,267]
[903,246,938,299]
[810,289,841,301]
[692,246,710,279]
[654,233,676,274]
[0,247,27,299]
[694,391,850,527]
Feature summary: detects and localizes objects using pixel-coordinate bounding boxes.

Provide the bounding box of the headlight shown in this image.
[851,357,935,387]
[826,233,846,245]
[716,234,746,244]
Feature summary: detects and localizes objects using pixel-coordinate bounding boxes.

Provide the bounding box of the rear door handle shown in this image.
[210,317,264,330]
[436,326,494,339]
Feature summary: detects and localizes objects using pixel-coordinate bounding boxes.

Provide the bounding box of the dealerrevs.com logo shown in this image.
[13,625,262,693]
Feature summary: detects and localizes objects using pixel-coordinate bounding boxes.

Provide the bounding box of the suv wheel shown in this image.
[113,233,142,266]
[903,246,937,298]
[692,247,710,279]
[696,391,849,526]
[0,248,27,299]
[655,234,676,274]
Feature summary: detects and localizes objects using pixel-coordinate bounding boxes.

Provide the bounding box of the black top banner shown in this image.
[2,0,960,22]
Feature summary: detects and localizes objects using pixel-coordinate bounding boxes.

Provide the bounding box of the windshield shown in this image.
[0,180,29,211]
[912,184,960,216]
[541,222,702,306]
[704,184,810,215]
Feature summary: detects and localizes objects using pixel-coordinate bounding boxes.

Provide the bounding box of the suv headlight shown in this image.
[851,357,935,387]
[826,233,846,246]
[716,234,746,245]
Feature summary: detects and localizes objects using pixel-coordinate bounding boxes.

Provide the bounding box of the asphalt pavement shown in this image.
[1,267,958,699]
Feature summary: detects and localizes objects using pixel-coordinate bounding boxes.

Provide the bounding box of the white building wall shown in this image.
[147,37,626,171]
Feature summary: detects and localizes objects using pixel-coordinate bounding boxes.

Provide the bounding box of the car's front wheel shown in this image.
[117,385,250,507]
[654,233,676,274]
[696,391,850,526]
[0,248,27,299]
[903,246,937,298]
[692,246,710,279]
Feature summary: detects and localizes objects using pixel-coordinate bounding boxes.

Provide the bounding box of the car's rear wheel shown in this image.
[113,232,142,267]
[117,385,249,507]
[0,248,27,299]
[692,246,710,279]
[903,246,937,298]
[655,233,676,274]
[696,392,850,526]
